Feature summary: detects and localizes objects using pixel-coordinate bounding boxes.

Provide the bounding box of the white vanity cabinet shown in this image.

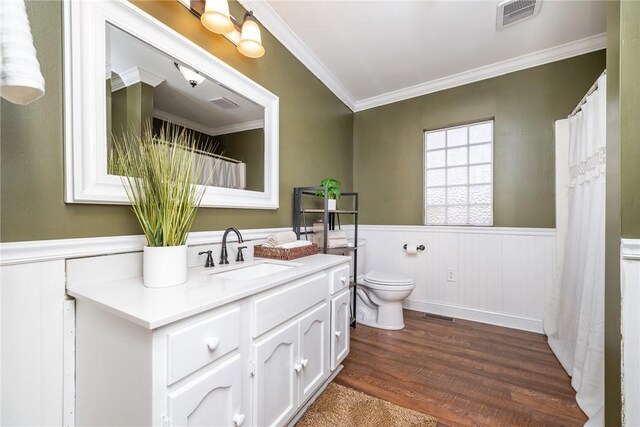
[74,302,249,427]
[167,355,245,427]
[69,254,350,427]
[253,303,330,426]
[330,265,351,371]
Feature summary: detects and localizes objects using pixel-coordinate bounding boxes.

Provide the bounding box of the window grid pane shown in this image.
[424,120,493,226]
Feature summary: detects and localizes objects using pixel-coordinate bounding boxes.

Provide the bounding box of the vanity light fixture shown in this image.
[185,0,265,58]
[237,12,265,58]
[200,0,234,34]
[174,63,205,87]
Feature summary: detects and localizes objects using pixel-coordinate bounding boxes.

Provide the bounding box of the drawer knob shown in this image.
[206,337,220,351]
[341,276,347,284]
[300,358,308,368]
[233,413,245,427]
[294,363,303,373]
[335,330,342,338]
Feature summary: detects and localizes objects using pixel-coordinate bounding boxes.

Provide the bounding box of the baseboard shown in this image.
[403,298,544,333]
[0,227,291,266]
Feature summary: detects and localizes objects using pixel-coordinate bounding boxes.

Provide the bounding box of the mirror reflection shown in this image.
[105,23,265,192]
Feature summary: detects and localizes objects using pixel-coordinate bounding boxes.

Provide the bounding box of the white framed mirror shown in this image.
[63,0,279,209]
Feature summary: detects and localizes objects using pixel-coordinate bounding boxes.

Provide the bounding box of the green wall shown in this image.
[353,51,606,227]
[605,3,622,425]
[604,1,640,424]
[620,0,640,239]
[111,82,155,141]
[0,0,354,242]
[219,128,265,192]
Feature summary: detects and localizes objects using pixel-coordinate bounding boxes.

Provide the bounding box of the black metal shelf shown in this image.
[326,246,357,255]
[293,187,359,328]
[300,209,358,215]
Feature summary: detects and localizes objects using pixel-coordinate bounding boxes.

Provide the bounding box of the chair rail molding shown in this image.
[0,227,291,266]
[356,224,556,237]
[622,238,640,260]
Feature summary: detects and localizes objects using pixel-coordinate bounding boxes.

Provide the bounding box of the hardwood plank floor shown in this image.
[335,310,587,427]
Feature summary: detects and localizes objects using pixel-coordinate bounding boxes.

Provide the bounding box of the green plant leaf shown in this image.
[109,123,215,247]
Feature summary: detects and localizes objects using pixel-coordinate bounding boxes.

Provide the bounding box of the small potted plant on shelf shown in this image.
[316,178,342,211]
[110,125,209,288]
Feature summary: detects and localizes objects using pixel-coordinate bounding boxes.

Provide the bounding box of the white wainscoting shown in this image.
[0,226,289,426]
[622,239,640,427]
[1,260,66,427]
[356,225,556,333]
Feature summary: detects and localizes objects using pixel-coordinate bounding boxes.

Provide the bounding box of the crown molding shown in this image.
[354,33,607,112]
[178,1,604,114]
[154,109,264,136]
[238,0,358,111]
[111,66,165,92]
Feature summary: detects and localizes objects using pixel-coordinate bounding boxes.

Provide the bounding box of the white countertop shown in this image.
[67,254,349,329]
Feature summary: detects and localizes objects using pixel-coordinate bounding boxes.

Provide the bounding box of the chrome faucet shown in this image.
[220,227,244,265]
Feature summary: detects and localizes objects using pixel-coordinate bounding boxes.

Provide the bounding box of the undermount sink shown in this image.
[209,260,298,281]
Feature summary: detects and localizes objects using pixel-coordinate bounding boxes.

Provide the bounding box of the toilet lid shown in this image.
[364,271,414,286]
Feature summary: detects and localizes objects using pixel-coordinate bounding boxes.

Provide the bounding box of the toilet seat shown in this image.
[363,271,415,291]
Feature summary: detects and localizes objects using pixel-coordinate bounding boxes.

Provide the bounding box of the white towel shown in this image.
[327,239,348,248]
[265,231,297,247]
[0,0,45,104]
[328,230,347,239]
[276,240,312,249]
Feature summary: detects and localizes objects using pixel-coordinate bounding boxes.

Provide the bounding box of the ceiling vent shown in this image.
[209,97,239,109]
[496,0,542,30]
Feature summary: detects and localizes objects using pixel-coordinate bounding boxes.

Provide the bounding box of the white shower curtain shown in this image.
[544,73,606,426]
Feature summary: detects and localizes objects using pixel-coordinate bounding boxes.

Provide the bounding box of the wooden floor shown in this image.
[335,310,587,427]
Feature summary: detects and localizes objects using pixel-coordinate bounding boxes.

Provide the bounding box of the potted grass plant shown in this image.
[110,125,209,288]
[316,178,342,211]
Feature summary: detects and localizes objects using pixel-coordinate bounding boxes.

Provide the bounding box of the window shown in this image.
[424,120,493,226]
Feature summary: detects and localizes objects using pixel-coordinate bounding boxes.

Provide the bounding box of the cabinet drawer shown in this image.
[329,264,350,295]
[253,273,327,338]
[167,307,240,385]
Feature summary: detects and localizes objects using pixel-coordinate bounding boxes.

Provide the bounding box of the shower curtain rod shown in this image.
[568,70,607,118]
[159,141,243,164]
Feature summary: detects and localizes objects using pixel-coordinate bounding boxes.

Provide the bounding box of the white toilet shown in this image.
[350,239,416,330]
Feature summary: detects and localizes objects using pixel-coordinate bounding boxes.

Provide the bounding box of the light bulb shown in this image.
[237,12,265,58]
[201,0,234,35]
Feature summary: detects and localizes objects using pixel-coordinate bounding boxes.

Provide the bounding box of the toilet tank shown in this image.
[348,238,367,279]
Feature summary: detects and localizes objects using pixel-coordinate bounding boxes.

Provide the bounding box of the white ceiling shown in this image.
[108,24,263,132]
[242,0,607,111]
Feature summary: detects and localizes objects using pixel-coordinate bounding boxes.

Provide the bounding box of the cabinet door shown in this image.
[253,321,299,427]
[168,355,246,427]
[298,303,329,403]
[330,290,351,370]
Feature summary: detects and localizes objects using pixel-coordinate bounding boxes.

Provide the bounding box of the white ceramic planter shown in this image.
[143,245,188,288]
[327,199,337,211]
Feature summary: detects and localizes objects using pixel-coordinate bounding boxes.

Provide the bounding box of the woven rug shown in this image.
[296,383,438,427]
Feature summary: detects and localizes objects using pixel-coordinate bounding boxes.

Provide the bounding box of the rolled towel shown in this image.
[327,239,349,248]
[328,230,347,239]
[265,231,297,247]
[276,240,313,249]
[0,0,45,105]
